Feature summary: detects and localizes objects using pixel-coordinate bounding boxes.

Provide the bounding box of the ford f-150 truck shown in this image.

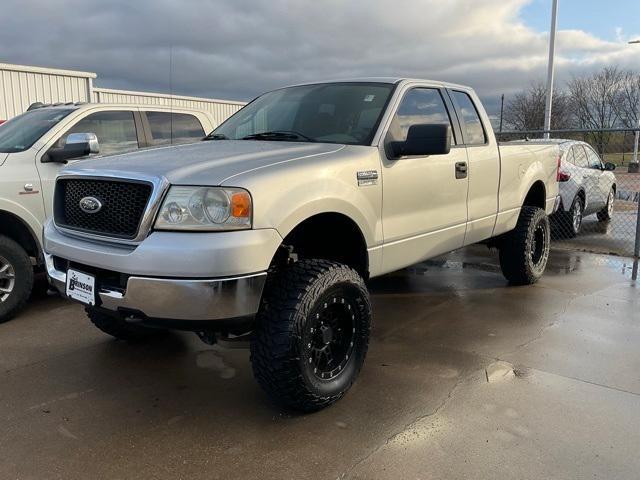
[0,103,215,322]
[44,79,560,411]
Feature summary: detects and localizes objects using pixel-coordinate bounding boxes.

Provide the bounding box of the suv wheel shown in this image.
[597,189,615,222]
[86,307,163,342]
[563,196,583,238]
[250,259,371,412]
[499,206,550,286]
[0,235,34,323]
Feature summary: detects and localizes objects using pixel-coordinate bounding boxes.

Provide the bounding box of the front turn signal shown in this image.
[231,191,252,218]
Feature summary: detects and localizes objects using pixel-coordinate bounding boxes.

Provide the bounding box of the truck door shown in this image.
[380,86,469,274]
[447,89,499,245]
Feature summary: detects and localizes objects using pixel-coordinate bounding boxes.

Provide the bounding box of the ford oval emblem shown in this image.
[79,196,103,214]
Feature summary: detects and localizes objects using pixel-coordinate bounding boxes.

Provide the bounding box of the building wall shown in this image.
[93,88,245,126]
[0,63,94,120]
[0,62,245,124]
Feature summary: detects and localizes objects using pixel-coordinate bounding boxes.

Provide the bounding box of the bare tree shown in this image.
[503,82,571,131]
[567,66,624,153]
[615,70,640,128]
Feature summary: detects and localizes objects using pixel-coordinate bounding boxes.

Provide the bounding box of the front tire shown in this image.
[597,188,615,222]
[499,206,550,286]
[250,259,371,412]
[86,307,162,342]
[0,235,34,323]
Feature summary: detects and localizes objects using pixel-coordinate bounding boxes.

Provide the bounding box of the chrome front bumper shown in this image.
[46,254,267,321]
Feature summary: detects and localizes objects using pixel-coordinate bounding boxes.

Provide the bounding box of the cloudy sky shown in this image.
[1,0,639,116]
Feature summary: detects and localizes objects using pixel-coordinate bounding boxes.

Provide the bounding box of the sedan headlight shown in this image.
[154,186,252,231]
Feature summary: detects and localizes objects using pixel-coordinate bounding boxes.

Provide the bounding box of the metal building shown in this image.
[0,62,245,123]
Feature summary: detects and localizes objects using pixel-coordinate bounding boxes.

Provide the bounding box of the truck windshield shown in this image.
[211,82,394,146]
[0,108,75,153]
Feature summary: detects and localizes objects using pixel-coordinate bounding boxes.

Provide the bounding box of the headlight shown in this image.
[154,186,252,231]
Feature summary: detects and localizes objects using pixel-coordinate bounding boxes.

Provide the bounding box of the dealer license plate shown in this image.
[66,269,96,306]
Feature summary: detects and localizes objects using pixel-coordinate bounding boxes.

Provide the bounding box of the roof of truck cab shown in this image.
[285,77,473,90]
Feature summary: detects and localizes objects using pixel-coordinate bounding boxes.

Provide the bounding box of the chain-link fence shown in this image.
[497,128,640,263]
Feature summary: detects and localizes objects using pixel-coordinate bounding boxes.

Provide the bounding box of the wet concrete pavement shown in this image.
[1,246,638,479]
[553,210,638,257]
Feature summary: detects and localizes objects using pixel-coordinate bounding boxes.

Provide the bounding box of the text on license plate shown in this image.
[66,269,96,306]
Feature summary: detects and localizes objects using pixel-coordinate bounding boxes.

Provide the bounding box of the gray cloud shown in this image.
[2,0,639,116]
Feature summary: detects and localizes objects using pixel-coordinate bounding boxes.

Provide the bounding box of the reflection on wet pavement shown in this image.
[0,245,638,480]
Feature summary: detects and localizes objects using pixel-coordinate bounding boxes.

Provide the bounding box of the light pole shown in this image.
[543,0,559,139]
[630,40,640,171]
[630,40,640,279]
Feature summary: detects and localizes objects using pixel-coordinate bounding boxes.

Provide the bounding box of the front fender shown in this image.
[230,147,383,248]
[0,198,44,247]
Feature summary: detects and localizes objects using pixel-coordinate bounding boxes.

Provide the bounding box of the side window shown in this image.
[451,91,486,145]
[585,146,603,169]
[146,112,205,146]
[564,147,576,165]
[573,146,589,168]
[61,111,139,156]
[387,88,456,145]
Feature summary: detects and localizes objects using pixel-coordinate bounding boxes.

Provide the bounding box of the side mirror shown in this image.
[43,133,99,163]
[604,162,616,171]
[389,124,451,159]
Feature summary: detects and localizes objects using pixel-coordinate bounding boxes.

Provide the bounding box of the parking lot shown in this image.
[1,245,638,480]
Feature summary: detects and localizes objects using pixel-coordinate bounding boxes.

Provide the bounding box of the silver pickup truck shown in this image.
[44,78,560,411]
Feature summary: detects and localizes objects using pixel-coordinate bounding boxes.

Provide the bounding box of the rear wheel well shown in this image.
[0,211,40,262]
[523,181,546,210]
[273,213,369,279]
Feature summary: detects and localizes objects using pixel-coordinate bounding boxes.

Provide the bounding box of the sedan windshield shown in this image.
[0,108,75,153]
[212,82,394,146]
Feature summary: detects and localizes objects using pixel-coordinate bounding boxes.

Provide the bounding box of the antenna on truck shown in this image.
[169,45,174,145]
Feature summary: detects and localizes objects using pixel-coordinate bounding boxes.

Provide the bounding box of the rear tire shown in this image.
[0,235,34,323]
[558,196,583,238]
[86,307,162,342]
[499,206,550,286]
[597,188,614,222]
[250,259,371,412]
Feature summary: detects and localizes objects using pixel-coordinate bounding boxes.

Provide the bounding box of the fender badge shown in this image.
[357,170,378,186]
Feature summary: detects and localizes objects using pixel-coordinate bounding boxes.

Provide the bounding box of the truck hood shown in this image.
[0,153,8,166]
[70,141,345,185]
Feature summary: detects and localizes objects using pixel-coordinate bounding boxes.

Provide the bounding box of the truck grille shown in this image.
[54,178,153,239]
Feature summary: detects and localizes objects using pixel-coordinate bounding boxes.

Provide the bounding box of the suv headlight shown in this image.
[154,186,252,231]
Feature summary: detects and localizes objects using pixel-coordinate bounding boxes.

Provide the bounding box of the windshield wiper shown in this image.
[241,131,316,142]
[202,133,228,141]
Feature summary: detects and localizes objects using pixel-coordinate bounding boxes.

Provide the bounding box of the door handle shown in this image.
[455,162,468,179]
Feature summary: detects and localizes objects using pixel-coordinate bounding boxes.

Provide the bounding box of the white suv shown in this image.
[0,103,215,321]
[550,140,617,237]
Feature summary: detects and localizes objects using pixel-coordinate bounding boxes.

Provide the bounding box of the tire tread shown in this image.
[250,259,370,412]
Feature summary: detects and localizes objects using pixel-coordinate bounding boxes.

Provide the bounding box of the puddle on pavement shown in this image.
[485,361,515,383]
[410,260,501,275]
[546,250,638,280]
[196,348,236,379]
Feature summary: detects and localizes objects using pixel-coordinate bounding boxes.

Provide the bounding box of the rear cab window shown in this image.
[450,91,486,145]
[145,112,205,146]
